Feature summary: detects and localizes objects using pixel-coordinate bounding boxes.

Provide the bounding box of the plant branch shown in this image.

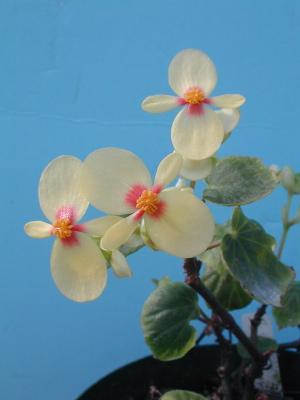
[189,180,196,190]
[184,258,267,376]
[211,314,234,400]
[250,304,268,346]
[192,278,266,367]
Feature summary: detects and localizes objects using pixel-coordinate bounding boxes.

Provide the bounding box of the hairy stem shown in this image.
[250,304,267,346]
[213,322,234,400]
[206,239,221,251]
[184,259,267,371]
[184,258,269,400]
[189,180,196,190]
[277,192,293,260]
[191,278,265,365]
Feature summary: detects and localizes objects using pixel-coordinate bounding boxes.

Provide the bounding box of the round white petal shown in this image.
[171,104,224,160]
[208,94,246,108]
[110,250,132,278]
[39,156,88,224]
[83,216,123,236]
[51,232,107,302]
[215,108,241,135]
[154,153,183,190]
[81,148,152,215]
[24,221,52,239]
[144,190,215,258]
[169,49,217,97]
[180,157,213,181]
[101,215,140,251]
[141,95,181,113]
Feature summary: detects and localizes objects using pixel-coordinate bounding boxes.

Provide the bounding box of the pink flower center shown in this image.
[136,189,160,215]
[52,218,73,239]
[184,87,205,105]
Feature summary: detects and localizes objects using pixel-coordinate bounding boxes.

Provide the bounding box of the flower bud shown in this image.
[268,164,281,176]
[282,166,295,192]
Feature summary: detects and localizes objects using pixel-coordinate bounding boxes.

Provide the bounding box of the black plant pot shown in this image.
[77,345,300,400]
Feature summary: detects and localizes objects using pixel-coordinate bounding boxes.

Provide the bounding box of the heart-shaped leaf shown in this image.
[203,156,279,206]
[141,282,200,361]
[199,222,232,275]
[272,281,300,329]
[221,207,295,306]
[201,266,252,311]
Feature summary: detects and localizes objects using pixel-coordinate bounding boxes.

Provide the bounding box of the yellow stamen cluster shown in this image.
[52,218,73,239]
[184,88,205,105]
[136,189,160,215]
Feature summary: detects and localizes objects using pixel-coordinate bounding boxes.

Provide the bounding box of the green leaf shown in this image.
[272,281,300,329]
[200,245,227,275]
[237,337,278,359]
[221,207,295,306]
[199,222,232,275]
[201,266,252,311]
[203,156,279,205]
[141,282,200,361]
[151,275,170,287]
[161,390,208,400]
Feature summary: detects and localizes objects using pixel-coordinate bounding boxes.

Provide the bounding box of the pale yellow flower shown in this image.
[142,49,245,160]
[80,148,215,258]
[24,155,122,302]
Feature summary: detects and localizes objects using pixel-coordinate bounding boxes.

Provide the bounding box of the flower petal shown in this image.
[180,157,213,181]
[81,148,152,215]
[39,156,88,224]
[101,215,141,251]
[24,221,52,238]
[110,250,132,278]
[171,104,224,160]
[169,49,217,97]
[123,233,144,248]
[83,216,123,236]
[141,95,181,113]
[215,108,241,134]
[153,153,183,191]
[144,190,215,258]
[51,232,107,302]
[208,94,245,108]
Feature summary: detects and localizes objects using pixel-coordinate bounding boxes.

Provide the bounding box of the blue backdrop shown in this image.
[1,1,300,399]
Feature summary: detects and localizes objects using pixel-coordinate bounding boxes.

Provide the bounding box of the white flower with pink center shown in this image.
[80,148,215,258]
[24,155,126,302]
[141,49,245,161]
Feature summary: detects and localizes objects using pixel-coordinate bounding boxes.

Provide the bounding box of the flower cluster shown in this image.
[25,48,245,302]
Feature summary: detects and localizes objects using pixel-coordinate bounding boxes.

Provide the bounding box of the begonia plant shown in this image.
[25,49,300,400]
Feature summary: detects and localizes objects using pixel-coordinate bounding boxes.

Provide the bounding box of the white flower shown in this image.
[24,155,123,302]
[80,148,215,258]
[142,49,245,160]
